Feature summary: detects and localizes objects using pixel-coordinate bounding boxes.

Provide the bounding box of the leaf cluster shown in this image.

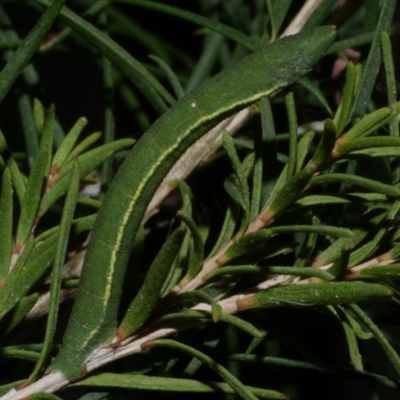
[0,1,400,400]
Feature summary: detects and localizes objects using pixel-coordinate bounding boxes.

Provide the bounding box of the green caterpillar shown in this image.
[52,26,336,378]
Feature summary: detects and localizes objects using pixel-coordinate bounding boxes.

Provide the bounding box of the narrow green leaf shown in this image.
[34,214,96,244]
[207,265,266,280]
[285,92,297,179]
[264,166,313,220]
[356,265,400,280]
[175,291,222,323]
[217,230,272,266]
[349,225,388,267]
[353,63,362,105]
[298,77,332,116]
[0,0,66,104]
[258,97,278,208]
[118,0,255,50]
[308,120,336,170]
[177,180,193,215]
[75,373,286,399]
[250,100,266,221]
[260,161,289,210]
[16,104,55,242]
[269,225,353,238]
[266,0,277,41]
[218,313,264,339]
[336,136,400,157]
[60,139,135,181]
[72,214,97,235]
[163,230,191,294]
[350,147,400,158]
[224,175,245,206]
[237,282,393,311]
[0,235,35,319]
[17,92,40,163]
[346,312,374,340]
[39,138,135,217]
[33,98,44,135]
[380,27,400,183]
[294,213,321,268]
[295,131,315,173]
[388,243,400,261]
[118,228,186,340]
[149,55,183,100]
[349,303,400,375]
[214,264,328,283]
[342,105,397,142]
[0,167,13,282]
[333,62,357,135]
[302,0,338,30]
[39,104,55,174]
[0,347,40,362]
[295,193,387,207]
[8,157,26,205]
[37,0,109,52]
[365,0,380,31]
[381,29,398,136]
[116,83,152,130]
[0,130,7,155]
[349,0,397,120]
[263,266,334,281]
[105,4,177,65]
[99,11,115,192]
[15,145,50,245]
[222,132,250,211]
[325,23,397,55]
[273,0,292,32]
[233,152,254,179]
[311,207,388,267]
[0,293,39,339]
[0,234,57,320]
[177,211,204,283]
[66,131,102,160]
[161,309,265,339]
[329,306,363,371]
[76,198,101,209]
[183,324,225,376]
[223,132,251,233]
[147,339,260,400]
[28,160,80,383]
[245,335,265,357]
[227,353,400,390]
[326,251,349,278]
[208,202,239,258]
[52,117,88,168]
[309,173,400,197]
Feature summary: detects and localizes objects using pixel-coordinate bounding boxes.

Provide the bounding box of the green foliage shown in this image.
[1,1,400,399]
